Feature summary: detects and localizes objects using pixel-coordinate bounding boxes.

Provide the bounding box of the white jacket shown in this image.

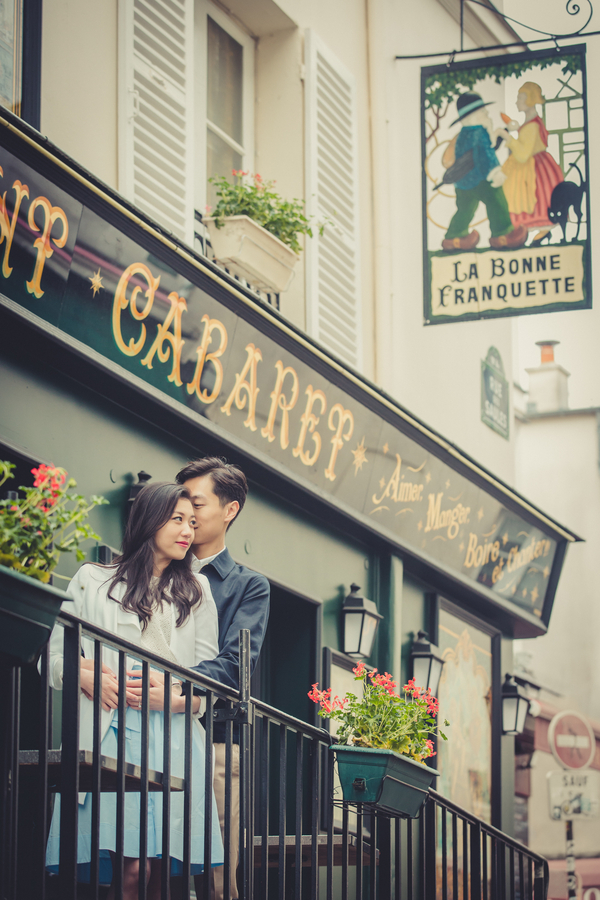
[47,563,219,752]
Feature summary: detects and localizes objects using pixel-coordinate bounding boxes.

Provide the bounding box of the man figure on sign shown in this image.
[441,91,528,252]
[176,457,270,900]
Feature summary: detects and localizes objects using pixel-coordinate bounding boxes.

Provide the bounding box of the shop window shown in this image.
[304,30,362,368]
[436,600,497,824]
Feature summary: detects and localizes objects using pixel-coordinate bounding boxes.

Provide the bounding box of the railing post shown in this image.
[239,628,253,900]
[424,797,437,900]
[59,621,81,900]
[533,860,548,900]
[470,821,482,900]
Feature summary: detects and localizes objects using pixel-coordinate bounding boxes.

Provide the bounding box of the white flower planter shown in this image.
[204,215,300,294]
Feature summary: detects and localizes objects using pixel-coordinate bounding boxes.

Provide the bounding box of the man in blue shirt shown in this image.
[176,457,270,900]
[442,92,527,251]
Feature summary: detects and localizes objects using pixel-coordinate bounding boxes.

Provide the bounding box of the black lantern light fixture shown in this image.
[501,674,530,736]
[127,470,152,512]
[410,630,445,696]
[341,583,383,660]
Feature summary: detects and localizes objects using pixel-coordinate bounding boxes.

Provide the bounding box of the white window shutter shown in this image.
[118,0,194,245]
[304,30,362,369]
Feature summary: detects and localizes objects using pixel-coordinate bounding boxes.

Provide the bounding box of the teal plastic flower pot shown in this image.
[0,565,65,665]
[332,744,439,818]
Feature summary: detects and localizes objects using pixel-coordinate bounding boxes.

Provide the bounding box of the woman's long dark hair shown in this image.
[107,482,201,631]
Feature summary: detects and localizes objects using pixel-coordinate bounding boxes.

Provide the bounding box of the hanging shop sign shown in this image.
[481,347,509,440]
[0,111,577,635]
[421,44,591,324]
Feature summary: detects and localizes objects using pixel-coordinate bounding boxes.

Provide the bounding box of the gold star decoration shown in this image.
[425,472,431,483]
[417,520,423,531]
[522,588,528,599]
[543,566,550,579]
[530,585,539,604]
[511,586,517,595]
[89,268,104,297]
[379,476,386,489]
[502,532,508,546]
[351,437,368,475]
[383,442,389,454]
[478,508,484,520]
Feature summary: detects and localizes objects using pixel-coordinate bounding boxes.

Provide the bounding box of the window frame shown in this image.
[194,0,255,216]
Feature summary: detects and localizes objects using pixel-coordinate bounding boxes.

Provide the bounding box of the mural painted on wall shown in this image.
[0,114,572,632]
[421,44,590,324]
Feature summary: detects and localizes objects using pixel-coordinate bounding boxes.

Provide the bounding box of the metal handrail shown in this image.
[1,612,551,899]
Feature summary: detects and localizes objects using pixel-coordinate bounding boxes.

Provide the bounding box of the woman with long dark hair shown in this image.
[45,482,224,897]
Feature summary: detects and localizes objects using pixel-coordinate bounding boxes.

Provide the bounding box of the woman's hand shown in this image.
[125,669,200,714]
[80,658,130,711]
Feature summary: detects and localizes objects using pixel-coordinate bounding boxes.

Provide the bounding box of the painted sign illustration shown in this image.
[0,112,573,631]
[421,44,590,323]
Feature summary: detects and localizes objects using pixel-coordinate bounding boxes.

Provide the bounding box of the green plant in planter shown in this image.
[208,170,325,255]
[0,461,108,583]
[309,662,449,763]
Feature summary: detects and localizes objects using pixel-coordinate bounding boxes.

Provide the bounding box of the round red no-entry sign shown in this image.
[548,710,596,770]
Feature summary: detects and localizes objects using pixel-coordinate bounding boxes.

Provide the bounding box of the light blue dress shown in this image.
[45,581,224,883]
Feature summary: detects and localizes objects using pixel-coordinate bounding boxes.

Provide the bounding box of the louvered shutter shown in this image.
[304,30,362,368]
[118,0,194,244]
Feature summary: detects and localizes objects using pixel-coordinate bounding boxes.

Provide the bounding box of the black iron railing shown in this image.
[0,610,549,899]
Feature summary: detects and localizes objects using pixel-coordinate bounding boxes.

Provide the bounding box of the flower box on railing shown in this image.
[204,215,299,294]
[0,564,65,665]
[332,744,439,818]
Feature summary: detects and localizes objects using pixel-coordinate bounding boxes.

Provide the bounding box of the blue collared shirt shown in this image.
[190,547,270,693]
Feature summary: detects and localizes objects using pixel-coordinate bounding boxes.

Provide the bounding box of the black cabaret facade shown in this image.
[0,110,579,830]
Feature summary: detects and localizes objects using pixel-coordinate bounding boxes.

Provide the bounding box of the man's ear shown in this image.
[224,500,239,525]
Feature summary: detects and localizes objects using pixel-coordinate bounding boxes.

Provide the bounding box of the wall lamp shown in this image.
[341,583,383,660]
[127,470,152,512]
[410,630,445,696]
[501,674,530,736]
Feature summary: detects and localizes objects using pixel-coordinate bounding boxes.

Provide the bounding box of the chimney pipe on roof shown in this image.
[526,341,569,414]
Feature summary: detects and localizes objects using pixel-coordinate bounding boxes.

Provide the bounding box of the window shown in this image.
[304,30,362,368]
[1,0,41,127]
[195,1,254,213]
[0,0,23,117]
[118,0,254,245]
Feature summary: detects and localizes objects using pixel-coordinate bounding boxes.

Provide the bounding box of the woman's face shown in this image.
[516,91,530,113]
[153,498,196,566]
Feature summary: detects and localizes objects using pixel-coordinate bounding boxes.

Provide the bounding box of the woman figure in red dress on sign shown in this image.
[499,82,564,245]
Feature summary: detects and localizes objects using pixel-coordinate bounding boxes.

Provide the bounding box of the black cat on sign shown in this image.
[547,163,587,243]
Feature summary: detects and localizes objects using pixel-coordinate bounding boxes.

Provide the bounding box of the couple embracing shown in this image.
[45,457,269,900]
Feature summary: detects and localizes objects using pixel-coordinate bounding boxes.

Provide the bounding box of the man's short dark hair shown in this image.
[175,457,247,527]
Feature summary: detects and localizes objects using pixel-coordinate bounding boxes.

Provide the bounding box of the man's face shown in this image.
[183,474,238,554]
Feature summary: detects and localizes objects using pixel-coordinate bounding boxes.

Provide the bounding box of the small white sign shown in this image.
[548,769,600,820]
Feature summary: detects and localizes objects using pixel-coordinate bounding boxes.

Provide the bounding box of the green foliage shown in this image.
[208,171,324,255]
[425,54,582,114]
[309,665,449,764]
[0,461,108,583]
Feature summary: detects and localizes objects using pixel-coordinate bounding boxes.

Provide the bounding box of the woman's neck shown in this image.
[153,556,170,578]
[524,107,538,123]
